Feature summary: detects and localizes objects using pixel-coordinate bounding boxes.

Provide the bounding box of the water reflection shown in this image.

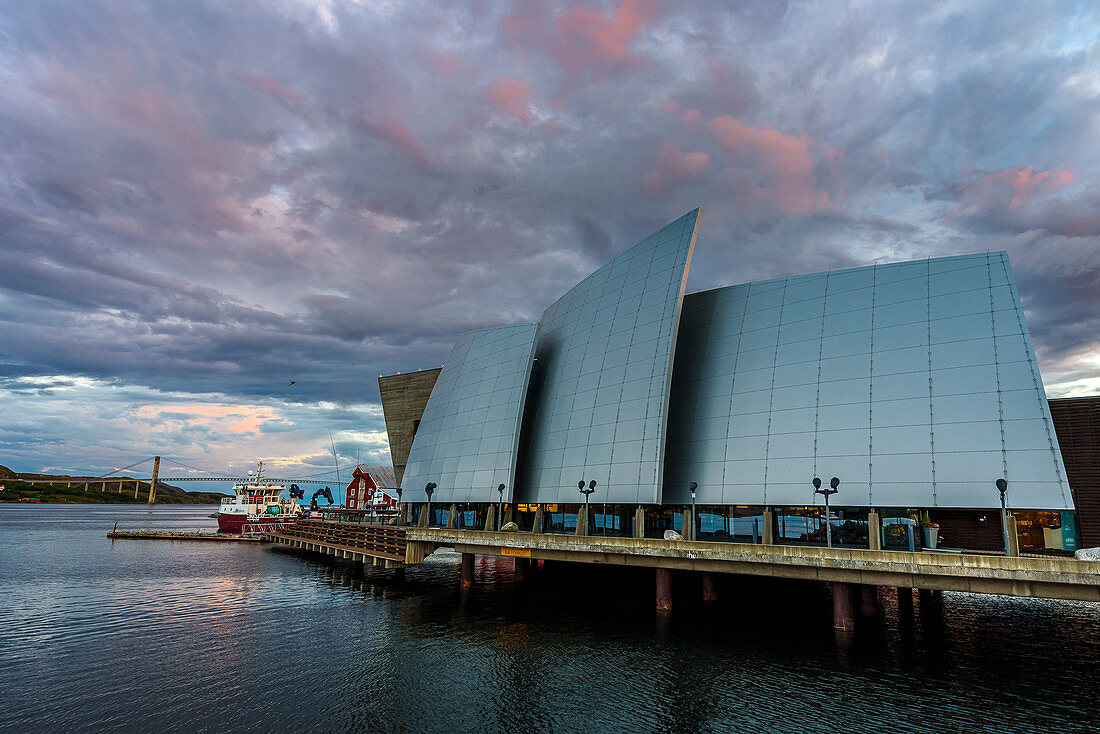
[2,505,1099,733]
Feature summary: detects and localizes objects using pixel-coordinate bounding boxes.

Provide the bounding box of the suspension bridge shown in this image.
[12,455,356,504]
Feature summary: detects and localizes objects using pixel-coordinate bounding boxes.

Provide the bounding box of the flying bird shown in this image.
[288,380,296,386]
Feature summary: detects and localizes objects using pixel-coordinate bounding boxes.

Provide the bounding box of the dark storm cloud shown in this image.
[1,0,1097,474]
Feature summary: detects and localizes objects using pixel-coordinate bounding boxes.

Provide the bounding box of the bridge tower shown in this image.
[146,456,160,504]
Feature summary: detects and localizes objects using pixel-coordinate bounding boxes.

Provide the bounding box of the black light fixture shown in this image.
[425,482,437,527]
[812,476,840,548]
[996,478,1011,556]
[395,486,404,525]
[497,483,506,531]
[688,482,698,541]
[579,480,596,534]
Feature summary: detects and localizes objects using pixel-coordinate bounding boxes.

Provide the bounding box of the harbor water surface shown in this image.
[2,504,1099,733]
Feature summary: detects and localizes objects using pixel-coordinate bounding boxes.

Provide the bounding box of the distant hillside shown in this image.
[0,467,224,504]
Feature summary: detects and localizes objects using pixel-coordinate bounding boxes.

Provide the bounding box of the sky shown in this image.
[0,0,1097,491]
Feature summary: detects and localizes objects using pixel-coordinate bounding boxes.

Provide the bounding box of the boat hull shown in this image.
[217,511,298,534]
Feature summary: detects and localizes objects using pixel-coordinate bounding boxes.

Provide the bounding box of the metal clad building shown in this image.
[402,323,539,503]
[515,209,700,504]
[663,252,1071,509]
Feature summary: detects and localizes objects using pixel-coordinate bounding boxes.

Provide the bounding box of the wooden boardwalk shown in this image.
[267,519,411,567]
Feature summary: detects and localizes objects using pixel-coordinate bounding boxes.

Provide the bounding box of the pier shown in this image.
[106,529,267,542]
[265,518,1100,632]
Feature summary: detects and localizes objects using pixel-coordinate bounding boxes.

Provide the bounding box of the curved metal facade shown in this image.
[515,209,701,504]
[663,252,1071,510]
[402,323,539,503]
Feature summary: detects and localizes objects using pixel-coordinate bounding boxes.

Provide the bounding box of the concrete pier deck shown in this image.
[263,519,1100,603]
[407,528,1100,602]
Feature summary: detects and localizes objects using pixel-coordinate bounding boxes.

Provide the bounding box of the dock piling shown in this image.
[656,568,672,612]
[832,582,855,633]
[701,572,718,605]
[460,552,474,589]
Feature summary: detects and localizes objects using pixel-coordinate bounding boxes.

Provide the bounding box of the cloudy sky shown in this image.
[1,0,1097,489]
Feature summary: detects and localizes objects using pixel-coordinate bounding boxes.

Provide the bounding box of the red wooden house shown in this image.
[345,465,398,511]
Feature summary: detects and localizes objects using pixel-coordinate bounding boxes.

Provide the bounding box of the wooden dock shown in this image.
[107,529,267,542]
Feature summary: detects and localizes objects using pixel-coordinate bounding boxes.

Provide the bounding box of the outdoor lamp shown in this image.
[996,478,1012,556]
[688,482,698,541]
[580,480,595,535]
[812,476,840,548]
[497,483,506,531]
[425,482,437,527]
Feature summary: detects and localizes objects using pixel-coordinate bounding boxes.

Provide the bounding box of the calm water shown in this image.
[2,504,1098,733]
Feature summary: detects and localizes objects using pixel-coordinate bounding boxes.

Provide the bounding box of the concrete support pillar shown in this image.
[397,503,409,527]
[446,504,458,529]
[118,480,123,493]
[575,505,588,536]
[918,588,936,609]
[417,505,428,527]
[533,505,545,533]
[859,585,880,618]
[762,508,775,545]
[460,552,474,589]
[896,586,914,614]
[83,481,89,493]
[832,582,855,633]
[634,506,646,538]
[1007,513,1020,557]
[701,572,718,605]
[514,557,529,583]
[868,509,883,551]
[682,506,694,540]
[146,456,160,504]
[484,505,497,532]
[656,568,672,612]
[503,504,515,526]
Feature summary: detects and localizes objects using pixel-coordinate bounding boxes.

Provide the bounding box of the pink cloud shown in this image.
[359,116,438,171]
[954,164,1075,214]
[230,73,305,108]
[503,0,660,81]
[661,100,701,124]
[488,77,535,122]
[421,47,466,76]
[642,140,710,196]
[557,0,658,72]
[709,115,831,214]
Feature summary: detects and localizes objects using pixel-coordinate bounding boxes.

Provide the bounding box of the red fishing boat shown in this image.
[216,462,302,533]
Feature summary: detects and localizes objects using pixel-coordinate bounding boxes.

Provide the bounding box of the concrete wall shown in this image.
[379,368,441,485]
